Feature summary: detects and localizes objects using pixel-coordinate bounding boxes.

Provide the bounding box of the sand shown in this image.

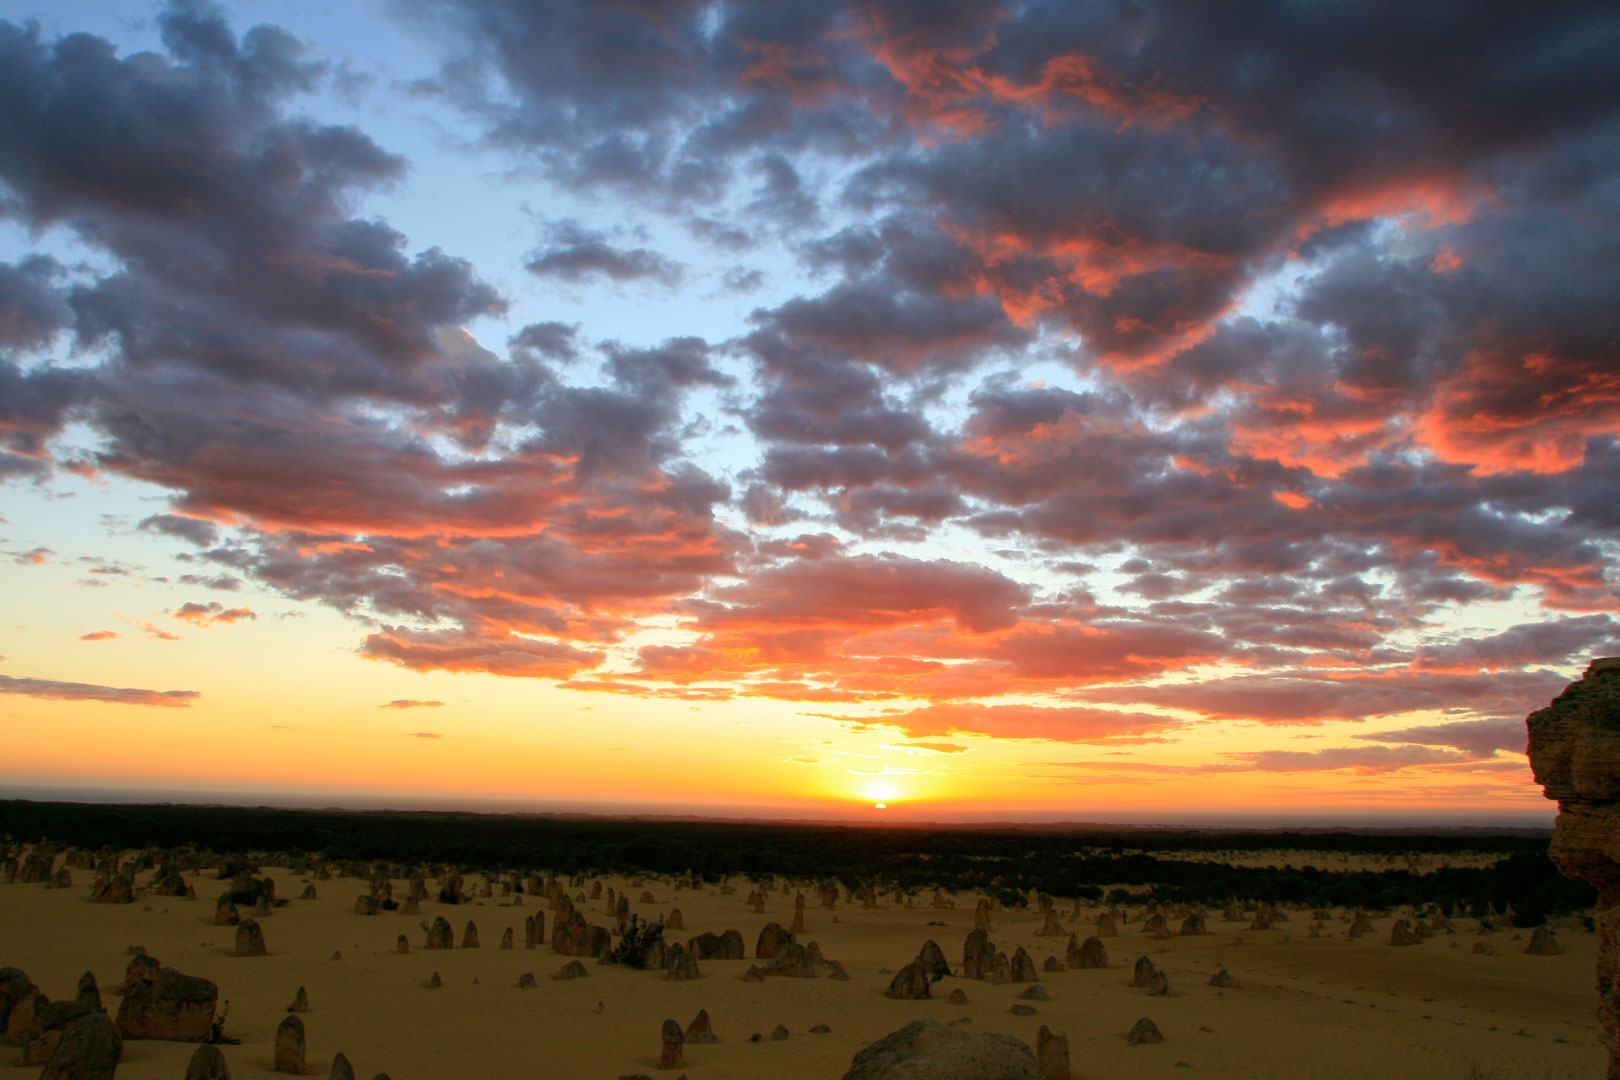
[0,863,1603,1079]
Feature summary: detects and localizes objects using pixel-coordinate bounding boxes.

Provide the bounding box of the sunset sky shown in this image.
[2,1,1617,825]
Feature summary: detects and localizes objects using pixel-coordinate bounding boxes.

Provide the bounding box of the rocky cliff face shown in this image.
[1527,656,1620,1080]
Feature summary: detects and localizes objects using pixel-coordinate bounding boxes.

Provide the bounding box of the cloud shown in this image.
[0,673,197,707]
[525,220,685,287]
[1212,746,1478,775]
[78,630,119,642]
[878,702,1186,743]
[901,741,968,754]
[381,699,445,709]
[409,731,444,738]
[1352,718,1527,757]
[172,601,256,626]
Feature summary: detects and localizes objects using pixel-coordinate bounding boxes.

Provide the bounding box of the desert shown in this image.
[0,810,1603,1080]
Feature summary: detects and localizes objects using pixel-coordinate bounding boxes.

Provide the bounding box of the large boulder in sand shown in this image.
[40,1012,121,1080]
[842,1019,1036,1080]
[424,917,455,950]
[234,918,267,957]
[762,941,816,978]
[885,961,932,1000]
[1130,956,1157,988]
[1388,919,1423,946]
[688,930,746,961]
[274,1015,305,1073]
[116,967,217,1041]
[916,940,950,977]
[184,1043,232,1080]
[756,922,794,959]
[1127,1017,1164,1045]
[1035,1025,1070,1080]
[0,967,37,1039]
[962,928,991,980]
[22,1000,93,1065]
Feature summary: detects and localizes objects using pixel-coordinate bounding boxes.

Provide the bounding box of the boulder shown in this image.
[664,909,683,932]
[1389,919,1423,946]
[22,1000,93,1065]
[660,1018,684,1070]
[1035,1025,1069,1080]
[688,930,745,961]
[1042,956,1064,973]
[500,927,514,949]
[666,945,701,981]
[947,988,968,1005]
[553,960,588,980]
[973,899,992,932]
[1034,911,1065,937]
[1180,912,1207,935]
[116,967,217,1041]
[425,917,455,950]
[841,1019,1037,1080]
[461,921,479,949]
[516,972,537,988]
[76,973,100,1013]
[1009,946,1036,983]
[331,1052,355,1080]
[208,892,240,927]
[274,1015,305,1074]
[1020,985,1049,1001]
[0,967,37,1036]
[1095,913,1118,937]
[184,1043,232,1080]
[234,918,267,957]
[916,939,950,977]
[1127,1017,1164,1045]
[762,941,815,978]
[1524,926,1565,955]
[884,961,932,1000]
[299,884,317,901]
[1070,935,1108,970]
[686,1008,717,1043]
[1145,970,1170,996]
[963,928,991,980]
[1131,956,1157,988]
[40,1012,121,1080]
[396,935,409,954]
[756,922,794,959]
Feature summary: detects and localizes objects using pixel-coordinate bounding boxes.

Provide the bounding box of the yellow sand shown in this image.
[0,865,1602,1079]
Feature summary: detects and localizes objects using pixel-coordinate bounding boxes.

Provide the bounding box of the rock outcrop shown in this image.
[274,1015,305,1073]
[1528,657,1620,1078]
[841,1018,1037,1080]
[40,1012,121,1080]
[115,967,217,1041]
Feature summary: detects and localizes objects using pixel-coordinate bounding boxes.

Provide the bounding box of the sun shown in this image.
[873,802,888,810]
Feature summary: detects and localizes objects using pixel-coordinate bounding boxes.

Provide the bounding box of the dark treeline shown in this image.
[0,800,1588,923]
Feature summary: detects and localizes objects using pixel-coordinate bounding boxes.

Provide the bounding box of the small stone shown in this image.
[810,1024,831,1034]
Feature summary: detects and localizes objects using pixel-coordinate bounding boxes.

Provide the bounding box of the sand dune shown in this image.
[0,862,1603,1079]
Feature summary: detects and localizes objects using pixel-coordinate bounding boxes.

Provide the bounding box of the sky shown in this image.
[1,1,1618,827]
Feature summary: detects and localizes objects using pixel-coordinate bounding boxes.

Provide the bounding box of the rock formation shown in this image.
[76,972,100,1012]
[1069,936,1108,969]
[666,944,701,981]
[553,960,588,980]
[916,939,950,977]
[234,918,267,957]
[500,927,514,949]
[1095,913,1118,937]
[184,1043,232,1080]
[1034,911,1065,936]
[687,1008,717,1043]
[973,898,992,931]
[40,1012,121,1080]
[1127,1017,1164,1045]
[665,908,683,931]
[116,966,217,1041]
[274,1015,305,1074]
[660,1018,684,1070]
[962,928,991,980]
[425,917,454,950]
[1528,659,1620,1078]
[22,1001,93,1065]
[1525,926,1566,955]
[330,1052,356,1080]
[885,961,932,1000]
[841,1018,1037,1080]
[287,986,308,1013]
[1035,1025,1070,1080]
[756,922,793,959]
[1009,946,1036,983]
[1388,919,1423,946]
[1209,969,1239,988]
[461,921,479,948]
